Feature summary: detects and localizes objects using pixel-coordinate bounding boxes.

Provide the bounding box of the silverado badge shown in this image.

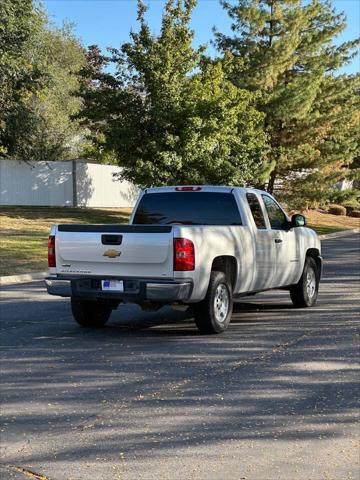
[103,249,121,258]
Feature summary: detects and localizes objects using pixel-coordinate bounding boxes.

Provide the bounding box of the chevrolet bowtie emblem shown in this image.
[103,249,121,258]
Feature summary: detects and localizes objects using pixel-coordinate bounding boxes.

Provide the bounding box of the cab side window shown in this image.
[246,193,266,229]
[262,195,288,229]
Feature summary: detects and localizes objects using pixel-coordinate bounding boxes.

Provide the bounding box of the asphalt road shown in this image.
[0,234,359,480]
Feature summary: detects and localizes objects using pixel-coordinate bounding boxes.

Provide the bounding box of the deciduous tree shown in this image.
[79,0,267,187]
[0,0,44,155]
[1,1,86,160]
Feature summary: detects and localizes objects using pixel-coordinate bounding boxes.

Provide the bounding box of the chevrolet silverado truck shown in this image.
[45,186,323,334]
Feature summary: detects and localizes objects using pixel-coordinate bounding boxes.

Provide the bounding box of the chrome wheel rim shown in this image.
[306,268,316,299]
[214,284,229,323]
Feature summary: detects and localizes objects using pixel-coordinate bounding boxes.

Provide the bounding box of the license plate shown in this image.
[101,280,124,292]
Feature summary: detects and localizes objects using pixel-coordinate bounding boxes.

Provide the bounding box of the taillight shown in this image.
[48,235,56,267]
[174,238,195,271]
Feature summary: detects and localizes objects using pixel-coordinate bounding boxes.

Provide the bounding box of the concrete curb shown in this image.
[318,228,359,240]
[0,271,47,287]
[0,229,358,287]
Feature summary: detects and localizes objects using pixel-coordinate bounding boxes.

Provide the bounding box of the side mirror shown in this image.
[291,214,306,228]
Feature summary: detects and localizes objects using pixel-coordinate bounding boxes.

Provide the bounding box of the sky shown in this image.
[43,0,360,75]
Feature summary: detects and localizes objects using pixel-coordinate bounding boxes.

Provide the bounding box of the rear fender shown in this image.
[188,255,239,302]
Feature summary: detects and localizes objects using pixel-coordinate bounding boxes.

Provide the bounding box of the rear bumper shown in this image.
[45,276,193,303]
[45,278,72,297]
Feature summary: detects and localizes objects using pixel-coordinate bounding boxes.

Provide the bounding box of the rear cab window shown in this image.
[133,192,243,225]
[246,193,266,229]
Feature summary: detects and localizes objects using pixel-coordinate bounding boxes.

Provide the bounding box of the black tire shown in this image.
[193,271,233,334]
[71,297,112,327]
[290,257,319,308]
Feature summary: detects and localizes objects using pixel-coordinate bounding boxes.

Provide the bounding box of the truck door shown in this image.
[261,194,299,287]
[245,193,276,291]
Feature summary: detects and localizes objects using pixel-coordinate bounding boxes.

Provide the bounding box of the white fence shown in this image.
[0,160,139,207]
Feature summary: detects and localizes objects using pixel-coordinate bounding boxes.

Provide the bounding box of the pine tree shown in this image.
[216,0,359,207]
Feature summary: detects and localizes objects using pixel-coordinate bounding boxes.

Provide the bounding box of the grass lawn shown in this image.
[304,209,360,235]
[0,205,358,276]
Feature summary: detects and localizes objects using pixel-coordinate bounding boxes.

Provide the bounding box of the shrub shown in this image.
[343,198,360,215]
[350,210,360,218]
[328,204,347,216]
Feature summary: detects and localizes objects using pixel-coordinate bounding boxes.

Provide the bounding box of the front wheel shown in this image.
[193,271,233,334]
[290,257,319,307]
[71,297,112,327]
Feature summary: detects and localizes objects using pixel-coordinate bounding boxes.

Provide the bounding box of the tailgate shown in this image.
[55,225,174,278]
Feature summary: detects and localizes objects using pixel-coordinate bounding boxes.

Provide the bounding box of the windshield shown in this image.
[133,192,242,225]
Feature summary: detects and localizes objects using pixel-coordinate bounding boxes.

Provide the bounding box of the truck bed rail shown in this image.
[57,224,173,233]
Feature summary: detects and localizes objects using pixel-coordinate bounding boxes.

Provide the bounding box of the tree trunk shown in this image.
[267,169,276,194]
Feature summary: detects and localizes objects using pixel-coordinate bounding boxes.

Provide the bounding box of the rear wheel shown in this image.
[71,297,112,327]
[193,271,233,334]
[290,257,319,307]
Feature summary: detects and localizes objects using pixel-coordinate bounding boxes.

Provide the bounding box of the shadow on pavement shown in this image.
[0,235,359,470]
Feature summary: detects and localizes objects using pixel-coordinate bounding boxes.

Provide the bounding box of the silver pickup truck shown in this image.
[45,186,323,334]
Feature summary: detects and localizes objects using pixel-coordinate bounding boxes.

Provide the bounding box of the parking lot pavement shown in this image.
[0,234,359,480]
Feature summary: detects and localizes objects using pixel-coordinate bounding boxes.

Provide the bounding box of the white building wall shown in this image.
[0,160,139,207]
[0,160,73,206]
[76,162,139,207]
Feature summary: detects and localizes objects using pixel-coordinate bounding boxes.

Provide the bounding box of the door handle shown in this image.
[274,238,283,244]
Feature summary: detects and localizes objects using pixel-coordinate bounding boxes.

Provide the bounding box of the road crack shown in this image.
[15,467,50,480]
[9,465,51,480]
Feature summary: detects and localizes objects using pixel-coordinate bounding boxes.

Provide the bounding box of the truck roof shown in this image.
[145,185,266,195]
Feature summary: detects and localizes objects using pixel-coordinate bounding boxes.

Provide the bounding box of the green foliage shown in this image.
[3,0,357,203]
[79,0,267,187]
[0,2,86,160]
[0,0,44,155]
[14,21,85,160]
[327,188,359,206]
[216,0,360,202]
